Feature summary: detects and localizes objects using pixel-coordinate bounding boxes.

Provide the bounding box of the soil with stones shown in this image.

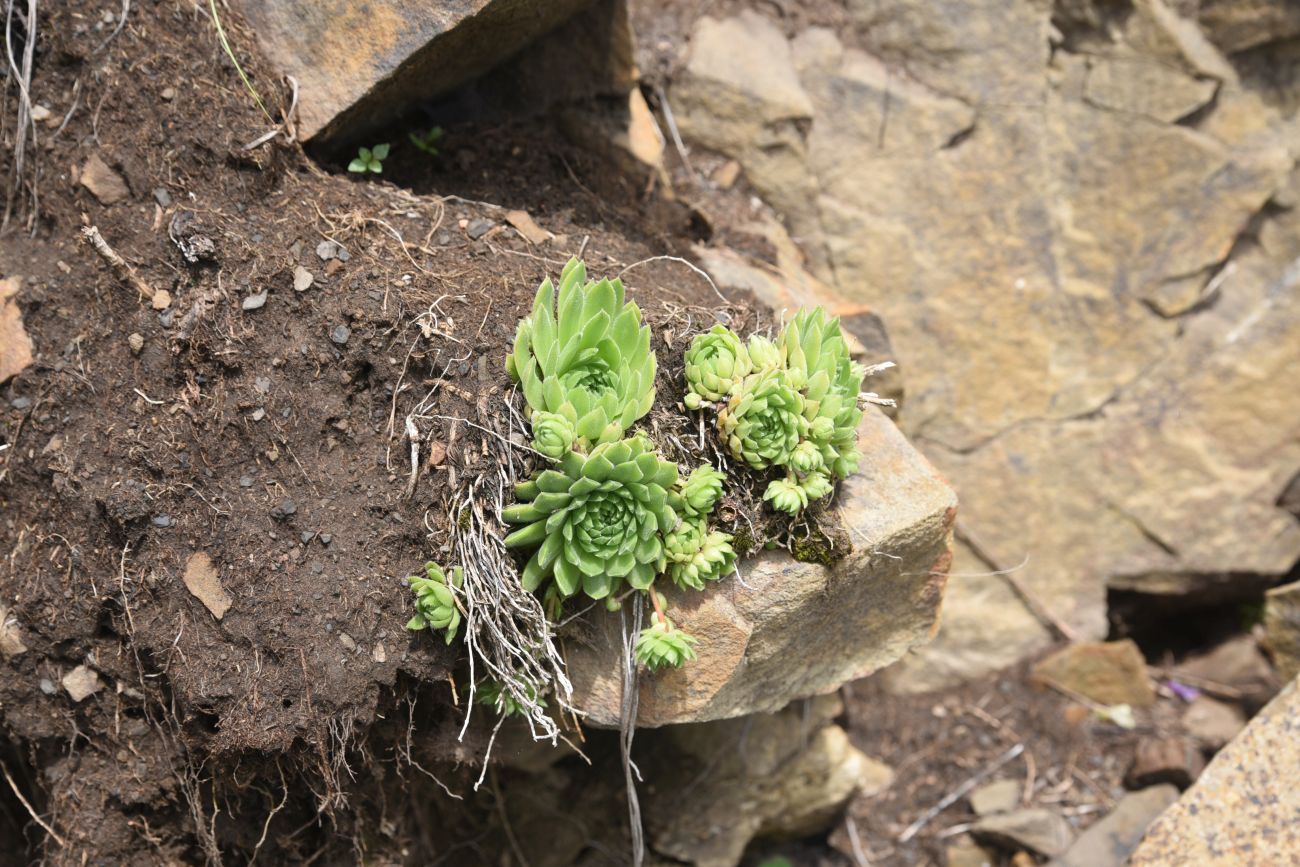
[3,3,1291,867]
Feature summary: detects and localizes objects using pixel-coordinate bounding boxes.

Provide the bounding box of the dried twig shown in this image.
[1,758,66,847]
[81,226,157,302]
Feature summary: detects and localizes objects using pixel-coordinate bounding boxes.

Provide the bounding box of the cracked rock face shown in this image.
[566,409,957,727]
[675,0,1300,690]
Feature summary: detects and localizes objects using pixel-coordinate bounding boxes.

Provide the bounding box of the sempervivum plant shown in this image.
[778,308,866,480]
[684,324,751,409]
[666,520,737,591]
[406,562,464,644]
[634,610,698,671]
[507,258,656,452]
[717,368,806,469]
[502,436,679,601]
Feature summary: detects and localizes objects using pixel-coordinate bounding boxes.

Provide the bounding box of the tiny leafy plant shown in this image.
[348,143,390,174]
[408,126,444,156]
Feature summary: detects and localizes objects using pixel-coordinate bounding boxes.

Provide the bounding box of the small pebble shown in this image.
[239,475,255,488]
[254,376,271,393]
[128,332,144,354]
[152,514,173,528]
[161,86,176,101]
[330,325,351,345]
[466,218,494,240]
[300,531,315,544]
[10,396,31,410]
[339,633,356,652]
[242,289,268,311]
[324,622,334,633]
[319,534,332,546]
[270,499,297,520]
[310,561,324,575]
[39,678,56,695]
[292,265,314,292]
[251,408,266,421]
[152,187,172,207]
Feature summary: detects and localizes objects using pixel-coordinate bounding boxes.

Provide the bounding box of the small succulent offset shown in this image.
[406,561,463,644]
[348,143,390,174]
[508,258,656,452]
[683,324,751,408]
[635,610,698,671]
[718,368,806,470]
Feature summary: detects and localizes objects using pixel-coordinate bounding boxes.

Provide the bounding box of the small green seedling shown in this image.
[348,143,390,174]
[408,126,444,156]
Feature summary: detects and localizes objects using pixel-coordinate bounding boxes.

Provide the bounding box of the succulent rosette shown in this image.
[502,436,679,600]
[746,334,781,370]
[529,410,576,459]
[507,258,656,449]
[679,464,726,518]
[666,520,737,591]
[798,470,834,501]
[406,562,464,644]
[763,477,809,515]
[778,308,866,479]
[718,369,806,469]
[684,324,751,408]
[634,613,699,671]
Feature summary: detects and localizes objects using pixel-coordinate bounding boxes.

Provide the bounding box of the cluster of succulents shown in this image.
[408,259,876,679]
[686,309,868,515]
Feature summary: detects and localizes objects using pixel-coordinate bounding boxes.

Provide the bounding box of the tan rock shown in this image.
[1128,680,1300,866]
[641,695,892,867]
[972,808,1075,858]
[62,665,103,702]
[671,5,1300,681]
[0,276,33,384]
[1052,784,1180,867]
[79,153,130,204]
[1263,579,1300,681]
[1198,0,1300,53]
[970,778,1022,816]
[1032,640,1156,708]
[241,0,595,143]
[1126,735,1204,789]
[566,409,956,727]
[183,552,232,620]
[1181,695,1246,749]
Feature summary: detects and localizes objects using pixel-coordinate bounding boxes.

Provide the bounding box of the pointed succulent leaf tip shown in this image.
[509,260,655,448]
[746,334,781,370]
[407,562,464,644]
[502,437,680,603]
[634,613,699,671]
[764,477,809,515]
[717,368,805,469]
[684,324,752,404]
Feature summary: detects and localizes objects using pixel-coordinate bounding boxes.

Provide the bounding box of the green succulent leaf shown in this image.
[798,470,834,501]
[717,369,806,469]
[406,562,464,644]
[790,440,825,475]
[503,437,680,602]
[476,679,545,717]
[634,614,699,671]
[684,324,751,404]
[508,259,654,449]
